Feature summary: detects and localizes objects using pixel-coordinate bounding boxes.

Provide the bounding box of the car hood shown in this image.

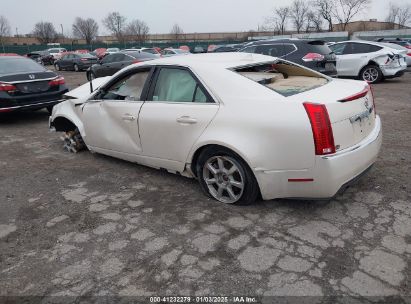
[64,76,111,102]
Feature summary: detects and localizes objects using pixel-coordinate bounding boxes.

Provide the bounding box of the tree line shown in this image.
[0,12,184,45]
[263,0,411,34]
[0,1,410,47]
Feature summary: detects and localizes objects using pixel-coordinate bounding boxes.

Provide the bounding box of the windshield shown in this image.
[0,57,46,75]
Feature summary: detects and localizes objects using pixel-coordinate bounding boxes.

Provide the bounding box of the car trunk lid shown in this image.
[290,79,376,151]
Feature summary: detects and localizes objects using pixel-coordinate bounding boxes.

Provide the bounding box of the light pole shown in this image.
[16,27,19,44]
[60,24,64,44]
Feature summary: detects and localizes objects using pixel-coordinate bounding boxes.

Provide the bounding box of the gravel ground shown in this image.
[0,67,410,303]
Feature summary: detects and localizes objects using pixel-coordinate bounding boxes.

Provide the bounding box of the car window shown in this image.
[343,43,380,54]
[112,53,126,62]
[101,55,114,64]
[255,44,285,57]
[150,68,208,103]
[283,44,296,56]
[101,70,150,101]
[329,43,346,55]
[240,46,256,53]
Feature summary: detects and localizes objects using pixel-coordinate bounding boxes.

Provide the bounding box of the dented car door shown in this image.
[81,68,152,155]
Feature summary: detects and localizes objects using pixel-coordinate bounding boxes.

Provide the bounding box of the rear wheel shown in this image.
[74,64,80,72]
[196,148,259,205]
[360,65,382,83]
[55,63,61,71]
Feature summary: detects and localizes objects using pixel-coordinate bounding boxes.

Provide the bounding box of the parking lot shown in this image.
[0,67,410,301]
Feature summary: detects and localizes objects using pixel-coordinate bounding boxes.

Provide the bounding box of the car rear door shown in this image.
[138,66,219,172]
[81,67,153,156]
[333,42,371,76]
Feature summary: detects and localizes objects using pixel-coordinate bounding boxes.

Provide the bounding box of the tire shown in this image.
[360,65,383,84]
[62,128,86,153]
[196,147,259,205]
[55,63,61,71]
[74,64,80,72]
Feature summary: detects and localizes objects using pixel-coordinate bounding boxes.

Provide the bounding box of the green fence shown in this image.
[1,40,246,55]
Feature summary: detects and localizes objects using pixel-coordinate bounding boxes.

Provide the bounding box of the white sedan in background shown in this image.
[49,53,382,205]
[329,40,407,83]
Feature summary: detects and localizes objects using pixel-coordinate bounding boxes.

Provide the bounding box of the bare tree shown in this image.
[103,12,127,43]
[0,16,11,52]
[290,0,309,33]
[397,5,411,28]
[385,2,400,25]
[32,21,58,44]
[313,0,335,31]
[305,11,323,32]
[126,19,150,43]
[72,17,99,44]
[170,24,184,41]
[333,0,371,31]
[274,6,290,35]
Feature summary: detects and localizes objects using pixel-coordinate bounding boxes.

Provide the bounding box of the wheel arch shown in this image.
[189,143,255,179]
[51,116,78,132]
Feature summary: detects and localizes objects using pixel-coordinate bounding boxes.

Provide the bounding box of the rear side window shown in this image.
[343,43,382,54]
[240,46,256,53]
[233,61,329,97]
[255,44,294,57]
[305,42,333,55]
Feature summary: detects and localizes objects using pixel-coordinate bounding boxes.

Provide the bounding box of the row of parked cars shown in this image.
[1,36,409,116]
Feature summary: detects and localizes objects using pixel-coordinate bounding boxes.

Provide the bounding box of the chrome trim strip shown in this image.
[2,76,58,84]
[0,99,63,110]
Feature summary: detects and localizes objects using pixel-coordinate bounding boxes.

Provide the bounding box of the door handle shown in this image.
[176,116,197,124]
[122,114,136,121]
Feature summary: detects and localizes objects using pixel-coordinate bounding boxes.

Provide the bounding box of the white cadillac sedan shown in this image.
[49,53,382,205]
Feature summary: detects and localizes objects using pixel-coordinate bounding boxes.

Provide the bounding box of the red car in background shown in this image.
[93,48,107,59]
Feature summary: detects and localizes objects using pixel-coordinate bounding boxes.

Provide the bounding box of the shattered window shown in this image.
[233,61,329,97]
[101,71,150,101]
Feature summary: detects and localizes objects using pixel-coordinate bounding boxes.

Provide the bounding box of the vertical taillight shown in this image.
[303,102,336,155]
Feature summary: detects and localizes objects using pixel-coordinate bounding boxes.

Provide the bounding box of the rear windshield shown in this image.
[78,53,95,58]
[0,57,46,75]
[305,41,333,55]
[128,52,159,59]
[142,49,158,54]
[233,60,329,97]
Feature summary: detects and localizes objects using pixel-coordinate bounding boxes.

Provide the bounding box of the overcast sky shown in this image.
[3,0,411,36]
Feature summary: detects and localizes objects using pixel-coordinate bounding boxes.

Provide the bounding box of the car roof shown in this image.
[333,40,388,48]
[131,52,276,70]
[246,38,319,45]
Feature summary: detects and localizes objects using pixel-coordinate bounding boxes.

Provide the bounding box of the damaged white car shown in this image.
[329,40,407,83]
[49,53,382,205]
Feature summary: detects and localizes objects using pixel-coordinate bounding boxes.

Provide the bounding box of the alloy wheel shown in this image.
[202,156,244,204]
[362,67,379,83]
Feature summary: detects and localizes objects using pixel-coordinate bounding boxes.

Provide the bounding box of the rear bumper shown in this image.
[0,88,68,112]
[380,62,407,77]
[255,116,382,200]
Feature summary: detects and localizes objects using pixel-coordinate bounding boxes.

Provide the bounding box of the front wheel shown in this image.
[196,148,259,205]
[55,63,61,71]
[74,64,80,72]
[360,65,383,84]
